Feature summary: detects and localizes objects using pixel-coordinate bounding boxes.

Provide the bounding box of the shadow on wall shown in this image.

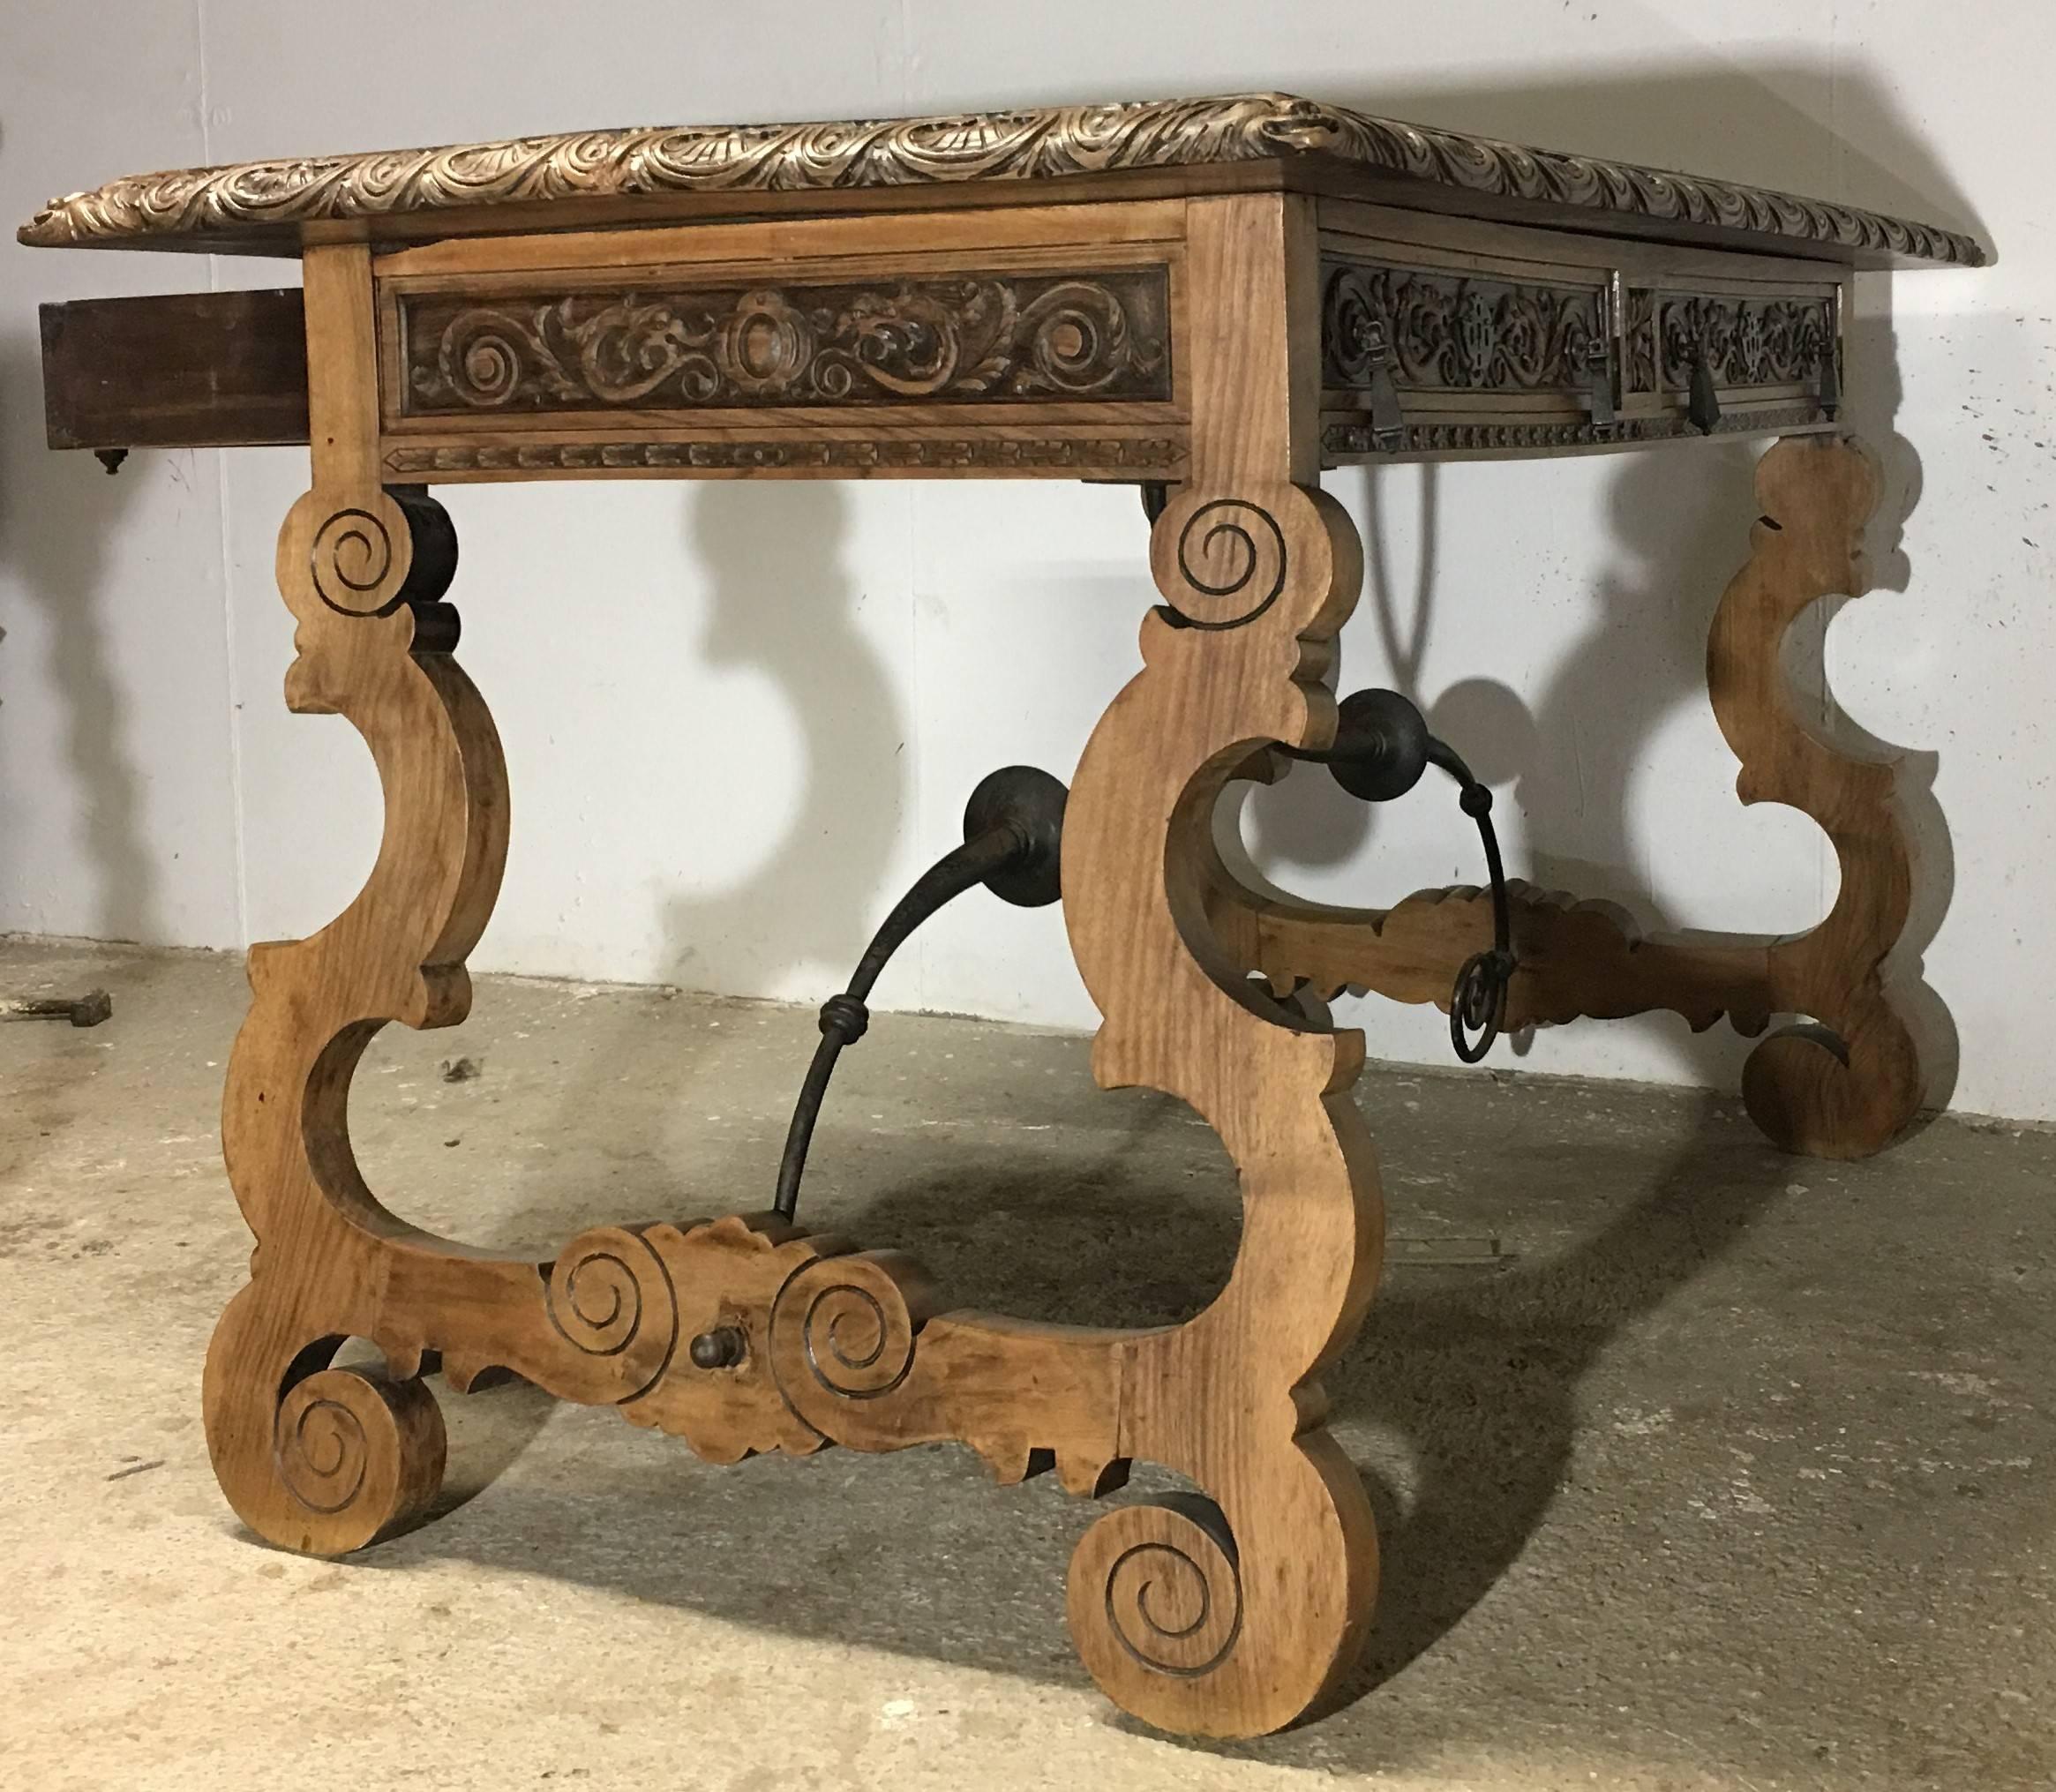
[443,477,912,1253]
[657,479,907,1001]
[0,336,162,943]
[1319,61,1985,248]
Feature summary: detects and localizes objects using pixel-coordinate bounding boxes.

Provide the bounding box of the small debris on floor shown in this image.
[439,1055,481,1083]
[104,1458,164,1482]
[0,987,112,1027]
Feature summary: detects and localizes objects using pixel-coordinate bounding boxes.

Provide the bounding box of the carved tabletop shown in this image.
[19,92,1981,267]
[22,94,1983,478]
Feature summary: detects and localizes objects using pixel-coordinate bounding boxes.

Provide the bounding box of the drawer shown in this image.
[1316,198,1846,461]
[1625,283,1839,402]
[1322,258,1611,401]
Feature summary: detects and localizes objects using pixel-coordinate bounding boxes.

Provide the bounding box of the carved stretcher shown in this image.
[22,94,1980,1738]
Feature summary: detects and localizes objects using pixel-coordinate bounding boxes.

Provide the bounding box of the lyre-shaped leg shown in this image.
[203,244,511,1551]
[1049,192,1381,1736]
[1708,434,1923,1158]
[1056,473,1380,1736]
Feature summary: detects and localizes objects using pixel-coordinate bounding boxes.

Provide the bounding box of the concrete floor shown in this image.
[0,938,2050,1791]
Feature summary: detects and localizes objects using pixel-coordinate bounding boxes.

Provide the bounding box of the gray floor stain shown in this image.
[0,939,2048,1790]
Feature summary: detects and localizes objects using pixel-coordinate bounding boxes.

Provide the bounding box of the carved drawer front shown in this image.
[388,266,1173,420]
[1624,283,1840,407]
[1321,254,1616,454]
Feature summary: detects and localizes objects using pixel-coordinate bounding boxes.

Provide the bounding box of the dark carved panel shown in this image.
[398,270,1171,416]
[1321,258,1605,394]
[1625,289,1834,393]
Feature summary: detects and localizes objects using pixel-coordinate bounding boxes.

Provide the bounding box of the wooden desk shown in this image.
[22,94,1982,1739]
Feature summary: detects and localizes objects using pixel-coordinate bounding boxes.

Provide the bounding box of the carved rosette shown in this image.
[401,270,1170,415]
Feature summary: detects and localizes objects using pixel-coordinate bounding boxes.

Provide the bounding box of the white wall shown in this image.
[1,1,2046,1119]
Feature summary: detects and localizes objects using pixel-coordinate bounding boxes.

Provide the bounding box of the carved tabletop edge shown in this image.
[17,91,1987,270]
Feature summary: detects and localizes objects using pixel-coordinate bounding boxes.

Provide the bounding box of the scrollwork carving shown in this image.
[1655,293,1833,390]
[302,486,458,624]
[1321,259,1603,394]
[545,1226,679,1401]
[309,506,397,616]
[1068,1495,1245,1684]
[268,1363,446,1552]
[19,94,1985,267]
[769,1250,934,1405]
[1160,498,1288,631]
[401,270,1169,414]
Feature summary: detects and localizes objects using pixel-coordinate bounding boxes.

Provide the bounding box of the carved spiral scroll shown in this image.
[1162,499,1287,631]
[270,1365,446,1554]
[440,310,530,406]
[310,506,398,616]
[768,1249,937,1421]
[1068,1495,1244,1683]
[546,1226,679,1401]
[1017,281,1148,394]
[302,487,458,622]
[402,273,1167,415]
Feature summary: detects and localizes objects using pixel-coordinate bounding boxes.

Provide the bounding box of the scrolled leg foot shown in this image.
[271,1366,446,1554]
[1742,1007,1920,1159]
[1064,1437,1375,1738]
[205,1287,446,1556]
[1068,1493,1243,1691]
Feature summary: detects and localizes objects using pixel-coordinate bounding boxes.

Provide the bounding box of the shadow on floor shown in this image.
[372,1078,1815,1778]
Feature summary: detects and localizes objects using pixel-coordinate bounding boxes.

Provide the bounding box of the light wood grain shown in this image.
[1212,874,1777,1037]
[195,195,1388,1741]
[1711,435,1922,1157]
[176,181,1922,1750]
[1052,190,1381,1736]
[1210,431,1919,1161]
[204,242,514,1554]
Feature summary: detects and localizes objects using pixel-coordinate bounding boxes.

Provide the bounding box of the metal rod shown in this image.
[1429,747,1514,1062]
[771,823,1028,1223]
